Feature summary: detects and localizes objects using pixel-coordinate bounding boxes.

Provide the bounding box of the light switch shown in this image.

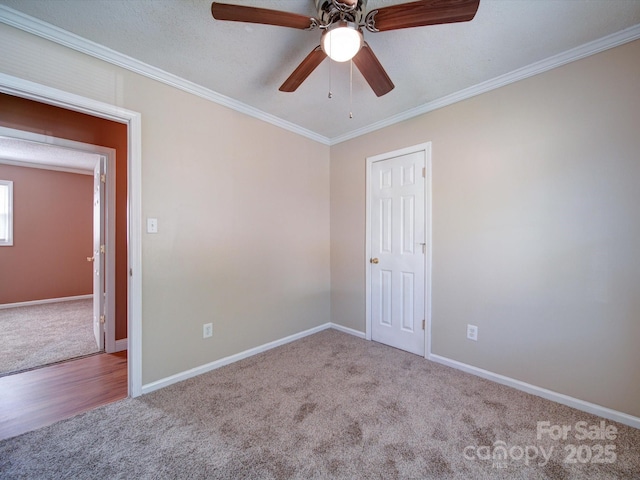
[147,218,158,234]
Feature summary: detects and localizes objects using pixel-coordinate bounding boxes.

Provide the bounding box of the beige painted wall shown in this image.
[330,39,640,418]
[0,24,331,384]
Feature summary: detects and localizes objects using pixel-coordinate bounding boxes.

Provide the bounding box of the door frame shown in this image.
[0,72,143,397]
[365,142,433,358]
[0,126,116,352]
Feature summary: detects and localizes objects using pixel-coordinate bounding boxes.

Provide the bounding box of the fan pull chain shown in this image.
[349,59,353,119]
[328,35,333,99]
[328,57,333,99]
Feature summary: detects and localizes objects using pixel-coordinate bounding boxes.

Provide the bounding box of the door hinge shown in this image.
[100,244,105,253]
[100,314,106,325]
[422,167,426,178]
[100,174,106,183]
[422,319,425,330]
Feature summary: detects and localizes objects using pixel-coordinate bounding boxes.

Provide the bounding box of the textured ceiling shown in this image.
[0,136,99,173]
[1,0,640,141]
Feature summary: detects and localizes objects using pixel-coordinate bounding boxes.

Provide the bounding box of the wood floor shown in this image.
[0,352,127,441]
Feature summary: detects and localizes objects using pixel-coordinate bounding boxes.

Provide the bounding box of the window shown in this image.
[0,180,13,246]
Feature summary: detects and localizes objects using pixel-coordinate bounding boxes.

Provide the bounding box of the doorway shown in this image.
[0,129,116,375]
[365,142,432,357]
[0,76,142,397]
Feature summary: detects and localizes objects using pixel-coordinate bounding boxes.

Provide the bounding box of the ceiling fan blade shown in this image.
[370,0,480,32]
[211,2,314,30]
[279,46,327,92]
[352,43,394,97]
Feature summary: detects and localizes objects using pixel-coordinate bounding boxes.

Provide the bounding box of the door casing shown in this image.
[365,142,433,358]
[0,72,143,397]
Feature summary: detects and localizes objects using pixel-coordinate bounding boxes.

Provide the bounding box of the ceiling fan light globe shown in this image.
[321,23,363,62]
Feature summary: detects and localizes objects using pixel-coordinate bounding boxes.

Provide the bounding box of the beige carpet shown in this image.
[1,329,638,479]
[0,299,99,376]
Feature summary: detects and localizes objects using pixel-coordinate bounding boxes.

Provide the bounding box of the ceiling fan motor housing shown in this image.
[316,0,368,25]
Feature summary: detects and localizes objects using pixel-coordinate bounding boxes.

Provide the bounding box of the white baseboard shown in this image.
[0,294,92,310]
[115,338,128,352]
[330,323,366,339]
[141,323,333,395]
[428,353,640,430]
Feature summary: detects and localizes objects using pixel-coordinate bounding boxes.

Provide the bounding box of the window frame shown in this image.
[0,179,13,246]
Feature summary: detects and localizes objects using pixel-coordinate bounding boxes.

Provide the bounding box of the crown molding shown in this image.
[0,5,331,146]
[1,5,638,147]
[330,23,640,145]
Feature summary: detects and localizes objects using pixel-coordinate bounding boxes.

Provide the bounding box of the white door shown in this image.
[92,158,105,350]
[370,151,426,355]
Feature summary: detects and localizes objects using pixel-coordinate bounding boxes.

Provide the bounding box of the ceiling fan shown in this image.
[211,0,480,97]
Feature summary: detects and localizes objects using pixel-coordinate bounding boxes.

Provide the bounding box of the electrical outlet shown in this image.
[203,323,213,339]
[467,324,478,341]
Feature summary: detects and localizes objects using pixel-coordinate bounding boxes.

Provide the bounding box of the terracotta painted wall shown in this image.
[0,93,128,340]
[0,164,92,303]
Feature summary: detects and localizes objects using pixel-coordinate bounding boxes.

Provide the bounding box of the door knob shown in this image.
[87,256,94,262]
[370,257,379,264]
